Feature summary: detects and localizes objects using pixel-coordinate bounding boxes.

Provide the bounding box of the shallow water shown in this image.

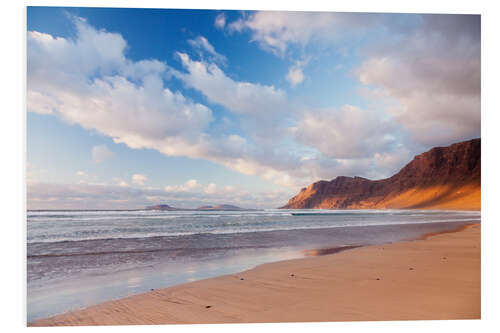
[27,209,480,322]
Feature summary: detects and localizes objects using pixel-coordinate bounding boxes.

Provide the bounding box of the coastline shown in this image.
[29,222,480,326]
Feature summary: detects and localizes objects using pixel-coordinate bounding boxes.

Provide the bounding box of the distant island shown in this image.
[196,204,245,211]
[282,138,480,210]
[146,204,249,211]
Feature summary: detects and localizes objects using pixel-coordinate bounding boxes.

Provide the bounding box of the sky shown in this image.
[26,7,481,210]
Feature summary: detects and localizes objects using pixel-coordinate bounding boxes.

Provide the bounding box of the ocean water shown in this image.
[27,209,481,322]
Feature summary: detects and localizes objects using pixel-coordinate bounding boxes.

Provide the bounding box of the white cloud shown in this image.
[185,179,199,189]
[187,36,227,65]
[215,13,226,29]
[286,57,311,87]
[132,174,148,186]
[356,14,480,147]
[286,65,304,87]
[112,177,128,187]
[27,19,307,189]
[230,11,480,149]
[164,179,201,192]
[76,171,87,177]
[27,18,214,154]
[204,183,217,194]
[175,52,287,116]
[228,11,381,56]
[173,52,290,143]
[91,145,114,163]
[27,18,328,191]
[294,105,400,159]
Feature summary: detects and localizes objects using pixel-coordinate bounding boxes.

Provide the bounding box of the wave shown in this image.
[27,244,271,259]
[27,212,294,222]
[27,215,184,222]
[27,217,480,244]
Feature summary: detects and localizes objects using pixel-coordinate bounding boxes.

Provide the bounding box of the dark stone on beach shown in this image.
[205,305,211,309]
[376,278,381,280]
[290,274,295,277]
[409,268,414,270]
[150,289,154,291]
[240,278,244,280]
[442,257,447,260]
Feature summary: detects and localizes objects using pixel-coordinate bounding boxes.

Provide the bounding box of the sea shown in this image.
[27,209,481,322]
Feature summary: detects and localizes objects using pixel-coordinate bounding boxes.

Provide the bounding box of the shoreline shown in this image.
[301,223,476,258]
[29,221,480,326]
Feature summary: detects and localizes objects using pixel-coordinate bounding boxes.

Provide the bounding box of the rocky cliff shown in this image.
[281,138,481,210]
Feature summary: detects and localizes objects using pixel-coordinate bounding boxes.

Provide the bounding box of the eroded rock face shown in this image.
[282,139,481,210]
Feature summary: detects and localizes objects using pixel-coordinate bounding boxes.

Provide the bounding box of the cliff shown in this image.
[282,138,481,210]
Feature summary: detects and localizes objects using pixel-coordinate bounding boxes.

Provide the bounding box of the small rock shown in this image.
[442,257,447,260]
[376,278,381,280]
[150,289,154,291]
[240,278,244,280]
[290,274,295,277]
[409,268,414,270]
[205,305,211,309]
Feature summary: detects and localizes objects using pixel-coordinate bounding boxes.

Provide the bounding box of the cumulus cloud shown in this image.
[91,145,114,163]
[215,13,226,29]
[356,14,480,147]
[27,18,316,189]
[293,105,400,159]
[29,17,371,191]
[228,11,384,56]
[230,11,480,149]
[111,177,129,187]
[286,58,310,87]
[187,36,227,65]
[131,174,148,186]
[27,17,214,154]
[164,179,201,192]
[286,66,304,87]
[204,183,217,194]
[174,53,287,117]
[173,52,290,142]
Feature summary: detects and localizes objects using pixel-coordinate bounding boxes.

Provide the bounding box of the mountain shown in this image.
[145,204,179,211]
[196,204,245,211]
[281,138,481,210]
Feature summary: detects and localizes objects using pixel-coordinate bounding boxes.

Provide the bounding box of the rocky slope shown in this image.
[281,138,481,210]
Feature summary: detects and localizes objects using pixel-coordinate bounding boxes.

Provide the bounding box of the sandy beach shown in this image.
[29,223,480,326]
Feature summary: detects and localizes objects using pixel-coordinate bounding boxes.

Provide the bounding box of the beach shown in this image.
[29,222,480,326]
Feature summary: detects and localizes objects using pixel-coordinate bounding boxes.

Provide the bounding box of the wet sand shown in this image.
[29,223,480,326]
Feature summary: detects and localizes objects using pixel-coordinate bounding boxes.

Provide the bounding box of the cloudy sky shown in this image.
[26,7,480,210]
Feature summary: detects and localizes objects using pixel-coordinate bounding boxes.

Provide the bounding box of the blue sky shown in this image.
[26,7,480,209]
